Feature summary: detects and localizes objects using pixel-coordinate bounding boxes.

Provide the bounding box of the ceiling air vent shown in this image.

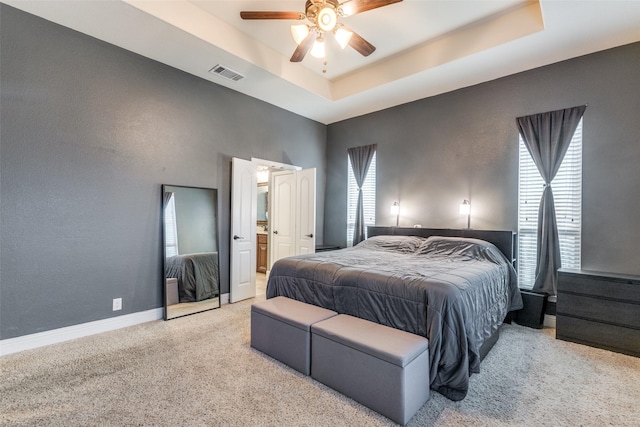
[209,64,244,82]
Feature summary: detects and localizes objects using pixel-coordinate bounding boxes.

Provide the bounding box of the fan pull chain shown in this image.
[322,60,327,74]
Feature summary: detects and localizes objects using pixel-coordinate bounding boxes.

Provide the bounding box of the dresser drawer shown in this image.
[557,293,640,329]
[556,316,640,357]
[558,270,640,303]
[258,233,268,244]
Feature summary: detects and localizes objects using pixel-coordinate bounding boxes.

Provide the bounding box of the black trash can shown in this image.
[515,289,548,329]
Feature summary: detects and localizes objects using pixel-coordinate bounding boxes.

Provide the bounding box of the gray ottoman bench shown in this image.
[251,296,337,375]
[311,314,430,425]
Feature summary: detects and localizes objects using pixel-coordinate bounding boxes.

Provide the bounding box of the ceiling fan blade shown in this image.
[240,11,305,20]
[290,32,316,62]
[343,27,376,57]
[340,0,403,16]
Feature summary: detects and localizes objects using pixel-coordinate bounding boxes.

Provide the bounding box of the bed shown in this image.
[266,227,523,401]
[165,252,219,303]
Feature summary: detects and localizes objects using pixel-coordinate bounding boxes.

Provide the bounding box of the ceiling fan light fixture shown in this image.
[334,27,352,49]
[310,36,326,58]
[339,0,355,17]
[290,24,310,45]
[241,0,394,63]
[317,6,337,32]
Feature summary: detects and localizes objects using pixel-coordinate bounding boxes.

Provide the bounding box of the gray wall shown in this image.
[325,41,640,277]
[0,5,326,339]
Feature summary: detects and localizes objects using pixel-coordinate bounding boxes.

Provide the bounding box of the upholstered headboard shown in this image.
[367,226,517,269]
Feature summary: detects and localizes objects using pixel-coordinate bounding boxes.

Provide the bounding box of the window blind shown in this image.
[164,194,179,257]
[517,119,582,289]
[347,152,376,246]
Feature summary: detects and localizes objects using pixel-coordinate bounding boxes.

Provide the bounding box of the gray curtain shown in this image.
[348,144,377,246]
[517,105,586,295]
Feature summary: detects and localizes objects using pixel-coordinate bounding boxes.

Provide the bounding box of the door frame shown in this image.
[230,158,315,302]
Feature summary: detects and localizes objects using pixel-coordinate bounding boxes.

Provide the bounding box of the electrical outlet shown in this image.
[112,298,122,311]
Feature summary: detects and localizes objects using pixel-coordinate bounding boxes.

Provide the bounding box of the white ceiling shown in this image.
[5,0,640,124]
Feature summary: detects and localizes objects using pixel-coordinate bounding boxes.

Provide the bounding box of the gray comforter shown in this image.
[266,235,523,401]
[165,252,219,303]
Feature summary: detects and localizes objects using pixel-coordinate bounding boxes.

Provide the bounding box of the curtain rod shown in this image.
[516,104,588,120]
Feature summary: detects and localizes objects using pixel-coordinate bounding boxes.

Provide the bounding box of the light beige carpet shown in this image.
[1,294,639,426]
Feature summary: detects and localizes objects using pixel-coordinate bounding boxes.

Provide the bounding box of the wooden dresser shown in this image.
[257,233,268,273]
[557,268,640,357]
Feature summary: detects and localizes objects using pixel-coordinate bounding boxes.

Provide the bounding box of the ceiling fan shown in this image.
[240,0,403,63]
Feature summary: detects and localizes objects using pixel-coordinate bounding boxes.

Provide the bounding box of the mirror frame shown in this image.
[162,184,221,320]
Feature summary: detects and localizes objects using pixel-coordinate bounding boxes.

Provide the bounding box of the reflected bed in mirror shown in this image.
[162,185,221,320]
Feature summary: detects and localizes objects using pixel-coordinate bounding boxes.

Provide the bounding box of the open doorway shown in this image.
[230,157,316,303]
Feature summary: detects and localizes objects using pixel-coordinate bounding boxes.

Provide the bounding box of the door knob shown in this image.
[273,230,278,235]
[233,235,244,240]
[305,233,314,238]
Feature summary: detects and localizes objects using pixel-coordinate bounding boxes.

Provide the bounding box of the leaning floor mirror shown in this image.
[162,185,221,320]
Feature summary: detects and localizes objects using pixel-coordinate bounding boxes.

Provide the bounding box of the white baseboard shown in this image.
[221,293,230,305]
[544,314,557,328]
[0,308,163,357]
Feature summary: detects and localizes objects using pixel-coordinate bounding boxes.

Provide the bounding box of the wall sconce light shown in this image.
[459,199,471,229]
[390,201,400,227]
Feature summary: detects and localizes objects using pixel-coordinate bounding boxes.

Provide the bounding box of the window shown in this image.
[347,152,376,246]
[517,119,582,289]
[164,193,179,257]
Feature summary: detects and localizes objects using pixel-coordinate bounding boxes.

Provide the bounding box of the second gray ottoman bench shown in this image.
[311,314,430,425]
[251,296,337,375]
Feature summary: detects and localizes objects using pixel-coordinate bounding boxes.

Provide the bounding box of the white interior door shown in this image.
[230,157,257,303]
[295,168,316,255]
[270,170,296,267]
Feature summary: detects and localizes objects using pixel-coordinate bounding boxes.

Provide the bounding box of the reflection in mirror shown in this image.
[162,185,221,320]
[257,183,268,223]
